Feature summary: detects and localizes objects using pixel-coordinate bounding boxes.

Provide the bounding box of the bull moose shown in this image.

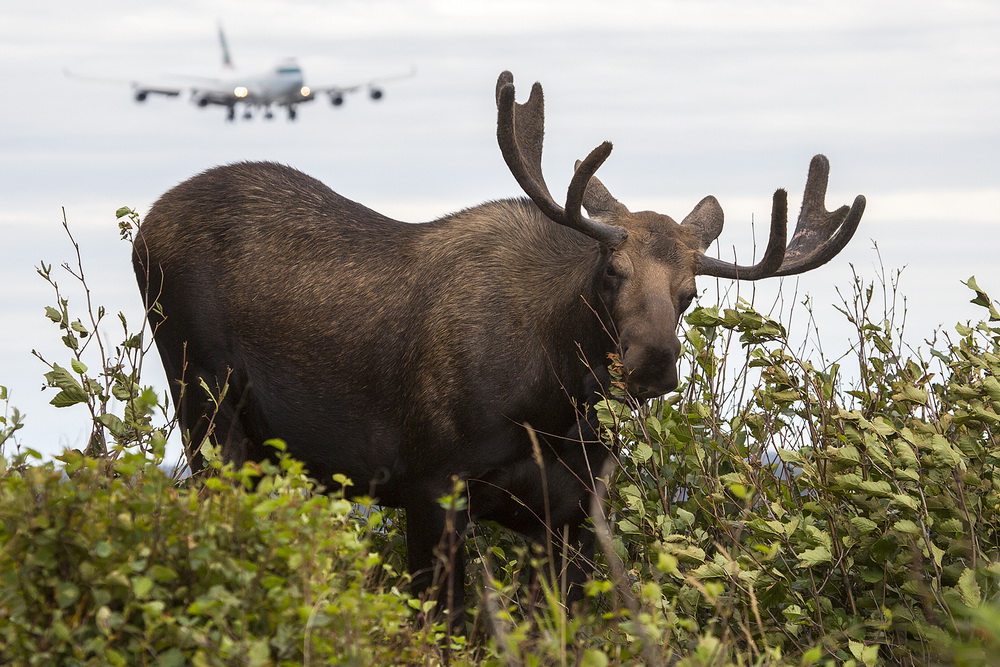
[133,71,865,625]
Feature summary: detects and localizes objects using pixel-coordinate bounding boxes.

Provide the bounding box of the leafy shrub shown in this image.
[584,274,1000,665]
[0,445,445,666]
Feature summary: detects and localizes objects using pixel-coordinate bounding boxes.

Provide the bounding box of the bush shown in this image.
[585,273,1000,665]
[0,447,442,666]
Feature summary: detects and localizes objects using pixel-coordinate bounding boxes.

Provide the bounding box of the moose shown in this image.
[133,71,865,625]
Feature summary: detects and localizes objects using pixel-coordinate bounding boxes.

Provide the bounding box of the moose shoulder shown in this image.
[134,70,865,625]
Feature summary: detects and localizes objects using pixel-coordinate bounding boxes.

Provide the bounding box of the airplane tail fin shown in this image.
[218,23,233,68]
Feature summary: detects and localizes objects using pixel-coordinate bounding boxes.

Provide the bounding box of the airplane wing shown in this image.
[133,84,184,101]
[308,67,416,105]
[66,69,190,102]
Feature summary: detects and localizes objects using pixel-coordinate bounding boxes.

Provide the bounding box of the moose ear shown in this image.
[680,195,724,251]
[575,160,629,222]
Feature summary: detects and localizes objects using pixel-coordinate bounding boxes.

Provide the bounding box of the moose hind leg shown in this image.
[174,365,254,472]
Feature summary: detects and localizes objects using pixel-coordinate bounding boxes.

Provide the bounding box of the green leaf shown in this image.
[926,434,965,470]
[98,413,126,437]
[633,441,653,462]
[893,383,927,405]
[770,389,800,403]
[850,517,879,535]
[580,649,609,667]
[132,575,154,599]
[893,438,920,468]
[675,507,695,528]
[148,565,178,583]
[931,543,946,567]
[965,276,1000,320]
[849,641,880,667]
[796,545,832,568]
[776,448,802,465]
[801,646,823,664]
[830,445,862,466]
[50,388,89,408]
[890,493,919,511]
[867,416,897,436]
[957,567,982,606]
[155,649,186,667]
[55,582,80,608]
[685,306,724,327]
[982,375,1000,402]
[44,363,89,407]
[834,473,893,497]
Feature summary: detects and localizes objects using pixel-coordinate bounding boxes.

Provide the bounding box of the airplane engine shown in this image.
[330,93,344,106]
[135,91,148,102]
[369,87,384,101]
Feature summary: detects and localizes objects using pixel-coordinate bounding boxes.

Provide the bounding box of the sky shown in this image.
[1,0,998,459]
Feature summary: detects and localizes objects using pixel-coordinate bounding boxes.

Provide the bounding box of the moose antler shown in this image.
[698,155,866,280]
[496,71,628,248]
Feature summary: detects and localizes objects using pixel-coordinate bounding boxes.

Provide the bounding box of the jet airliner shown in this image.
[71,27,414,121]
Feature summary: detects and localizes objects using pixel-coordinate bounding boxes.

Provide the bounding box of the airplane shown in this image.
[70,26,414,122]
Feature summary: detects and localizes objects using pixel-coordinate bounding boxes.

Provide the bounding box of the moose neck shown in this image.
[435,198,617,399]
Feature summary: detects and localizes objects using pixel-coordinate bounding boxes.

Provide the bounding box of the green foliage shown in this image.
[0,448,439,665]
[590,274,1000,665]
[0,385,26,451]
[31,209,170,463]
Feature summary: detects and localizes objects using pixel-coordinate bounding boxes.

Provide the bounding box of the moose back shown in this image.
[133,71,865,622]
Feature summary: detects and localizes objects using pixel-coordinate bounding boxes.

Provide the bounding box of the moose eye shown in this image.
[679,292,696,313]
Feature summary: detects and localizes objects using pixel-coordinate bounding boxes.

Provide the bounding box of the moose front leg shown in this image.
[468,436,610,611]
[405,493,469,633]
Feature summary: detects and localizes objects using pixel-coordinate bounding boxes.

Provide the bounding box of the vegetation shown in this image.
[1,212,998,665]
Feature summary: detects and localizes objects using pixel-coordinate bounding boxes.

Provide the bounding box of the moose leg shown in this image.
[469,424,610,609]
[169,362,257,473]
[405,496,469,632]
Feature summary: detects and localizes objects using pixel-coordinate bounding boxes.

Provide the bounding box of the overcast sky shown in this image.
[2,0,998,459]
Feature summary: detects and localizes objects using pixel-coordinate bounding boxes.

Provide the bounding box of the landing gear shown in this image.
[288,106,297,121]
[264,107,274,120]
[226,106,235,122]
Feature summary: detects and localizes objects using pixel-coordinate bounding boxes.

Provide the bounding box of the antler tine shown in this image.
[496,73,555,209]
[697,155,864,280]
[566,142,628,246]
[772,155,866,276]
[697,189,788,280]
[496,71,627,248]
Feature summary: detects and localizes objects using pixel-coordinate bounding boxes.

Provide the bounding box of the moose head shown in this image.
[496,70,865,399]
